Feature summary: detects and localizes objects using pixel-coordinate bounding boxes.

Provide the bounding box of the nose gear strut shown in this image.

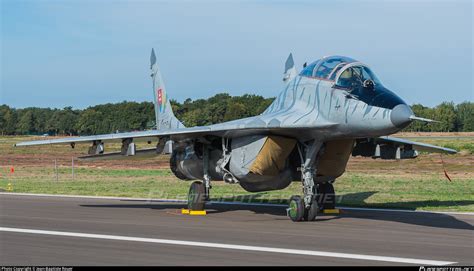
[287,140,323,222]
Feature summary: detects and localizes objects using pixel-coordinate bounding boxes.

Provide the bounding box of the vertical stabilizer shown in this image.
[150,48,185,130]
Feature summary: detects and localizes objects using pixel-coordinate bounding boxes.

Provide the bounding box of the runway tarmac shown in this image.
[0,193,473,266]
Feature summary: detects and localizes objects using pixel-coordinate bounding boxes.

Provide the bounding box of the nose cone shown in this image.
[390,104,413,129]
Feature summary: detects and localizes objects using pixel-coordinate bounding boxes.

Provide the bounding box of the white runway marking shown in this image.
[1,192,473,216]
[0,227,456,265]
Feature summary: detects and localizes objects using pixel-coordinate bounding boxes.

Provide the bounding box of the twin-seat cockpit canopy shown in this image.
[299,55,381,88]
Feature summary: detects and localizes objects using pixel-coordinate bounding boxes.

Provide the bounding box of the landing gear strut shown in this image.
[287,140,322,222]
[187,144,212,211]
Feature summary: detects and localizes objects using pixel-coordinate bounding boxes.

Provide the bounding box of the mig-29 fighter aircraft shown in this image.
[16,49,457,222]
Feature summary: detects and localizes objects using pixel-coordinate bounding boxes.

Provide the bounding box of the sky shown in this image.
[1,0,472,109]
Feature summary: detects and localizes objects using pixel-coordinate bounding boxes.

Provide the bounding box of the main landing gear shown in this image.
[187,181,207,211]
[187,145,211,211]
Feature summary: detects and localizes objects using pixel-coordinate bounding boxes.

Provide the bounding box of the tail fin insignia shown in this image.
[157,88,166,113]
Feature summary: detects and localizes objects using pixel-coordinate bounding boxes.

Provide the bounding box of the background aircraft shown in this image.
[16,49,457,222]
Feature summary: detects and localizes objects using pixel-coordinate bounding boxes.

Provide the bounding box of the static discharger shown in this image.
[181,209,207,216]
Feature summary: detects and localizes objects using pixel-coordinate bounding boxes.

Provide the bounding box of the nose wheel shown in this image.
[287,195,319,222]
[287,196,304,222]
[304,196,319,221]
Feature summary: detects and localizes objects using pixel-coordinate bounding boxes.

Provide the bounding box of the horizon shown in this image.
[1,0,472,109]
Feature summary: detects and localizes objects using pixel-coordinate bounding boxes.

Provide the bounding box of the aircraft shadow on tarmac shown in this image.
[80,191,474,231]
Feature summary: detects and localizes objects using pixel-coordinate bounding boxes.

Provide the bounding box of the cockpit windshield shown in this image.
[314,56,355,79]
[299,61,319,77]
[336,65,381,89]
[299,56,356,80]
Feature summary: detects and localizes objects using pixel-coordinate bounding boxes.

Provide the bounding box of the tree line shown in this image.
[408,102,473,132]
[0,94,472,135]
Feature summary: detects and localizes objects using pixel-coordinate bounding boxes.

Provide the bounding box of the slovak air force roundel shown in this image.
[157,88,166,113]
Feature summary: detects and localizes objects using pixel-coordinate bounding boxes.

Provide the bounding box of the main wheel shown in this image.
[288,195,305,222]
[303,197,319,221]
[317,182,336,211]
[188,181,206,210]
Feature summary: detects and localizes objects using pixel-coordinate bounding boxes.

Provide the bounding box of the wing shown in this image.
[14,127,209,147]
[15,119,337,147]
[352,135,457,160]
[376,136,457,154]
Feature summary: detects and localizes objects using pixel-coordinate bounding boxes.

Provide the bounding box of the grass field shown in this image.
[1,133,473,212]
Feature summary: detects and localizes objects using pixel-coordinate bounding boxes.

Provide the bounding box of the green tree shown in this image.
[17,110,35,134]
[3,95,470,135]
[432,102,456,132]
[58,107,79,135]
[456,102,474,132]
[3,107,18,135]
[0,105,11,135]
[223,102,246,121]
[76,109,103,135]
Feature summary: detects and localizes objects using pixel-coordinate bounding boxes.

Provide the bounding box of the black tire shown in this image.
[303,197,319,221]
[188,181,206,210]
[288,195,305,222]
[317,182,336,211]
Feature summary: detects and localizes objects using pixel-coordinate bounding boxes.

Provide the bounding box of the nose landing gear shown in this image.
[287,141,323,222]
[287,140,338,222]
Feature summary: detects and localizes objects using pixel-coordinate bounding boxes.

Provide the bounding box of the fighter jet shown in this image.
[16,49,457,222]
